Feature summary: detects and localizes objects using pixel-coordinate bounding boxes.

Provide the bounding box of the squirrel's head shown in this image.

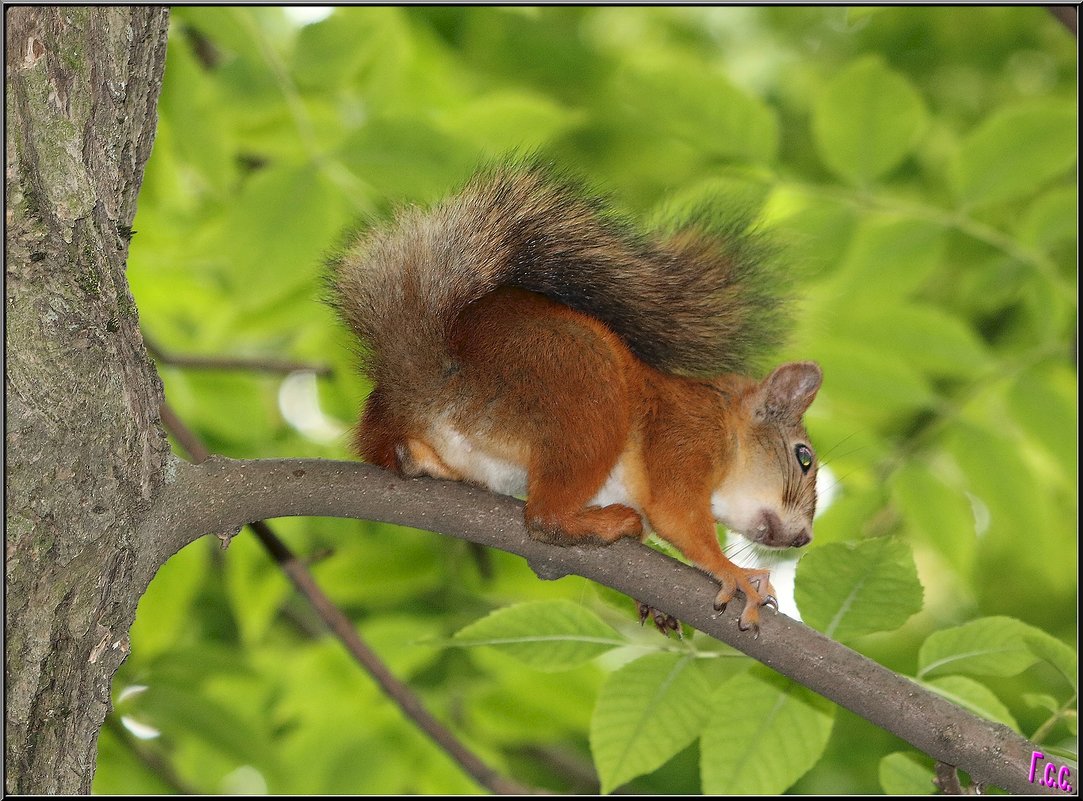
[710,361,823,550]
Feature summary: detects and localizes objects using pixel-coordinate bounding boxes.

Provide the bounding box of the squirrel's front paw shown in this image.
[712,566,777,633]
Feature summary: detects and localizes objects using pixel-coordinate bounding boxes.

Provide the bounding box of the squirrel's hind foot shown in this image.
[525,503,643,546]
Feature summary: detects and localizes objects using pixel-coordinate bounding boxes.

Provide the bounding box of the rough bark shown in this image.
[5,7,171,793]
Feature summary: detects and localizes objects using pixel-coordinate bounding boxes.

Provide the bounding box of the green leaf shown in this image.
[434,90,582,152]
[590,653,712,793]
[223,529,292,646]
[701,668,835,794]
[310,526,447,608]
[890,464,977,576]
[156,24,237,197]
[471,653,600,741]
[210,164,351,308]
[830,303,992,379]
[795,538,923,641]
[921,675,1019,730]
[1017,186,1079,249]
[129,539,209,659]
[135,682,274,768]
[1064,712,1078,737]
[1023,630,1078,692]
[952,99,1077,207]
[812,56,929,185]
[879,752,936,795]
[825,215,946,303]
[336,116,475,200]
[1007,363,1078,486]
[1022,692,1065,714]
[359,614,446,679]
[1022,693,1061,715]
[291,9,389,89]
[452,600,624,671]
[917,616,1041,679]
[616,54,780,165]
[806,336,934,425]
[943,423,1073,603]
[92,721,179,794]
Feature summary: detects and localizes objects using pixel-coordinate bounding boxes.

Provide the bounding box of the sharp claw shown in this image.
[636,600,651,625]
[713,599,727,612]
[662,615,681,639]
[738,618,761,637]
[762,595,778,611]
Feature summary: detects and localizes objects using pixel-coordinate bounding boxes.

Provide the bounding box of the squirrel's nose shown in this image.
[791,529,811,548]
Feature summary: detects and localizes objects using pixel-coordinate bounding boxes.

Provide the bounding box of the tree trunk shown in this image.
[5,7,171,793]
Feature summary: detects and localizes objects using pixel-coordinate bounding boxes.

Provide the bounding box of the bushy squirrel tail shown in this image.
[326,161,789,398]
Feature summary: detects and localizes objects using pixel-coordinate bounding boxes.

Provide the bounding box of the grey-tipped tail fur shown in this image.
[326,162,790,394]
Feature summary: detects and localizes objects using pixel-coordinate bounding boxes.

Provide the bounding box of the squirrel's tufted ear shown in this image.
[753,361,823,423]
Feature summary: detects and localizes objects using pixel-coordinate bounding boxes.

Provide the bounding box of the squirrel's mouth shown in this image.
[740,511,812,549]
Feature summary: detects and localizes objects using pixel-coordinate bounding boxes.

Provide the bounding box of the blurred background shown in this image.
[101,7,1076,793]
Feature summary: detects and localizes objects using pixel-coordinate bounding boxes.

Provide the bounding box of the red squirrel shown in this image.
[328,163,822,631]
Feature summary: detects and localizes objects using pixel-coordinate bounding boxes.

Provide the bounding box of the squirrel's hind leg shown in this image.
[355,389,462,481]
[395,438,463,481]
[524,444,643,546]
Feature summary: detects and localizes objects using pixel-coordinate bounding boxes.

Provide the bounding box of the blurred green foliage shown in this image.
[99,7,1076,794]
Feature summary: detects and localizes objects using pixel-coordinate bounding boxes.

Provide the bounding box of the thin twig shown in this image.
[935,761,965,794]
[103,716,202,795]
[1046,6,1077,35]
[145,333,333,378]
[158,402,539,795]
[1031,691,1078,744]
[230,8,373,212]
[512,744,599,794]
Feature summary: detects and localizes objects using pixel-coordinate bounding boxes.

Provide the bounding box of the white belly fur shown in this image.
[588,460,639,511]
[429,420,638,511]
[429,421,528,497]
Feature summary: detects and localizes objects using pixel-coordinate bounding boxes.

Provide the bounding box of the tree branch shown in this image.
[157,403,536,793]
[147,456,1055,795]
[934,761,965,795]
[145,334,333,378]
[1046,5,1077,36]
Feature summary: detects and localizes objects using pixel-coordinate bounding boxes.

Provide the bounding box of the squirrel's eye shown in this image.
[795,444,813,474]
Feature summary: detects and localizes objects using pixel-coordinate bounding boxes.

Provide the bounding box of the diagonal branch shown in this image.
[147,456,1056,795]
[1046,5,1077,35]
[243,518,536,795]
